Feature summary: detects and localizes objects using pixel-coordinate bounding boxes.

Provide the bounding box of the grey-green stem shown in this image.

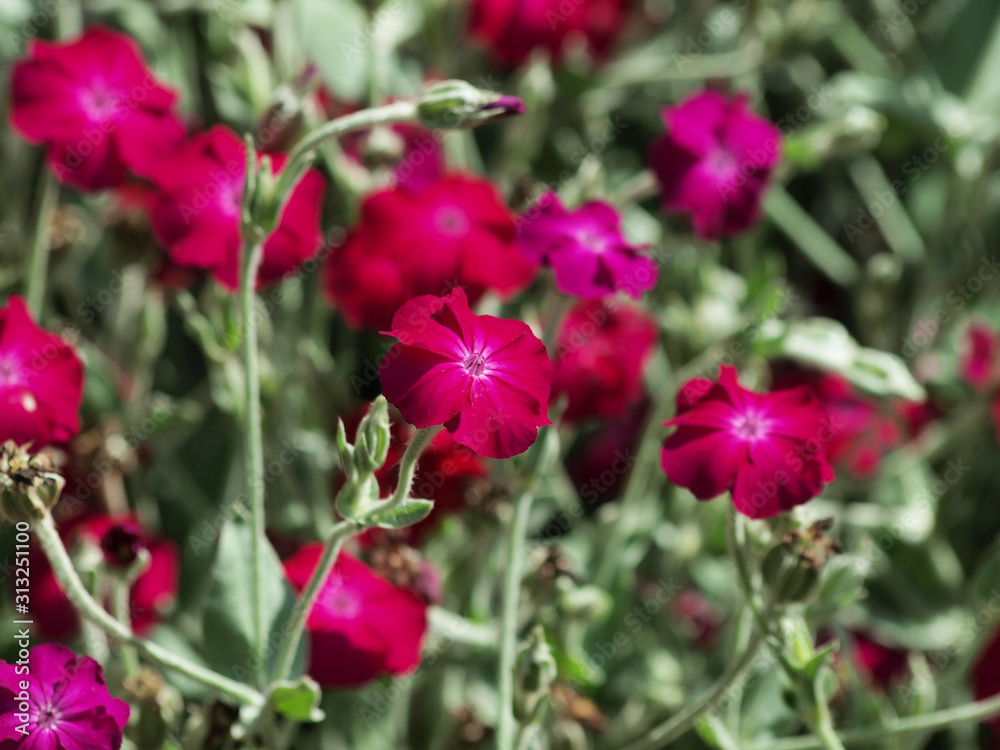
[33,513,264,707]
[25,169,58,316]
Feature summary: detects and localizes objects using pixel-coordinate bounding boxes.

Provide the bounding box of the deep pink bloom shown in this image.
[27,515,179,639]
[380,289,552,459]
[324,173,536,330]
[0,643,130,749]
[851,631,909,690]
[9,27,186,192]
[518,193,658,299]
[672,590,724,649]
[283,545,427,688]
[650,91,781,240]
[468,0,631,67]
[0,295,84,449]
[772,367,903,479]
[566,405,645,508]
[149,125,326,291]
[553,301,657,422]
[660,366,834,519]
[959,321,999,389]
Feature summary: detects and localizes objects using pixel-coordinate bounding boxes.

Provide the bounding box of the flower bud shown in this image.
[335,474,380,520]
[513,625,557,723]
[762,518,841,604]
[416,80,525,130]
[354,397,391,474]
[0,441,65,523]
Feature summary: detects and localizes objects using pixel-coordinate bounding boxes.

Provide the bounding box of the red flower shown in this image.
[9,27,186,192]
[772,367,903,479]
[975,626,1000,743]
[468,0,631,67]
[553,301,657,422]
[149,125,326,290]
[324,173,536,330]
[660,366,834,519]
[851,631,909,690]
[380,289,552,459]
[672,590,724,649]
[0,295,84,449]
[27,515,179,639]
[650,91,781,240]
[959,321,999,389]
[517,192,658,299]
[283,545,427,688]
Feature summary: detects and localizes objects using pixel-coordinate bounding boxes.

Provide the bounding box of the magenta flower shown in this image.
[649,90,782,240]
[959,321,999,389]
[517,192,657,299]
[0,643,130,749]
[149,125,326,291]
[553,301,658,422]
[283,545,427,688]
[0,295,84,449]
[9,26,186,192]
[660,366,834,519]
[380,288,552,459]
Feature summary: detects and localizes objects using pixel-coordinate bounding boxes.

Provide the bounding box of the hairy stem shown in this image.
[25,168,58,316]
[34,514,264,706]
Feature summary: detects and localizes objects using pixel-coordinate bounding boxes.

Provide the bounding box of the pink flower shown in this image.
[649,91,781,240]
[771,366,903,479]
[324,173,536,330]
[380,289,552,459]
[552,301,657,422]
[27,515,179,639]
[0,643,130,749]
[959,321,999,389]
[0,295,84,449]
[517,193,658,299]
[283,545,427,688]
[468,0,631,67]
[9,27,186,192]
[975,627,1000,743]
[149,125,326,291]
[660,366,834,519]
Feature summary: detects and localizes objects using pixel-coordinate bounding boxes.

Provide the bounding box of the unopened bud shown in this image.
[416,80,525,130]
[0,442,64,523]
[355,397,391,474]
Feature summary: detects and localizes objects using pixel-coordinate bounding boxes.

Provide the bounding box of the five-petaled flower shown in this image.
[149,125,326,291]
[649,90,782,240]
[9,26,186,192]
[517,192,658,300]
[0,295,84,450]
[0,643,130,749]
[380,288,552,459]
[660,365,834,519]
[283,545,428,688]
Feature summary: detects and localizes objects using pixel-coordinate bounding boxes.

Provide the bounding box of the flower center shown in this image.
[463,353,487,377]
[435,206,470,237]
[577,228,608,254]
[732,413,769,441]
[705,148,739,180]
[37,706,60,729]
[321,579,360,619]
[82,84,119,122]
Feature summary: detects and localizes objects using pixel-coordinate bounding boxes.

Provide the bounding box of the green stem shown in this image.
[240,238,268,684]
[387,427,438,509]
[273,100,418,209]
[755,692,1000,750]
[112,578,141,678]
[271,519,360,682]
[619,629,767,750]
[34,514,264,706]
[495,487,536,750]
[496,427,558,750]
[25,169,58,317]
[813,710,847,750]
